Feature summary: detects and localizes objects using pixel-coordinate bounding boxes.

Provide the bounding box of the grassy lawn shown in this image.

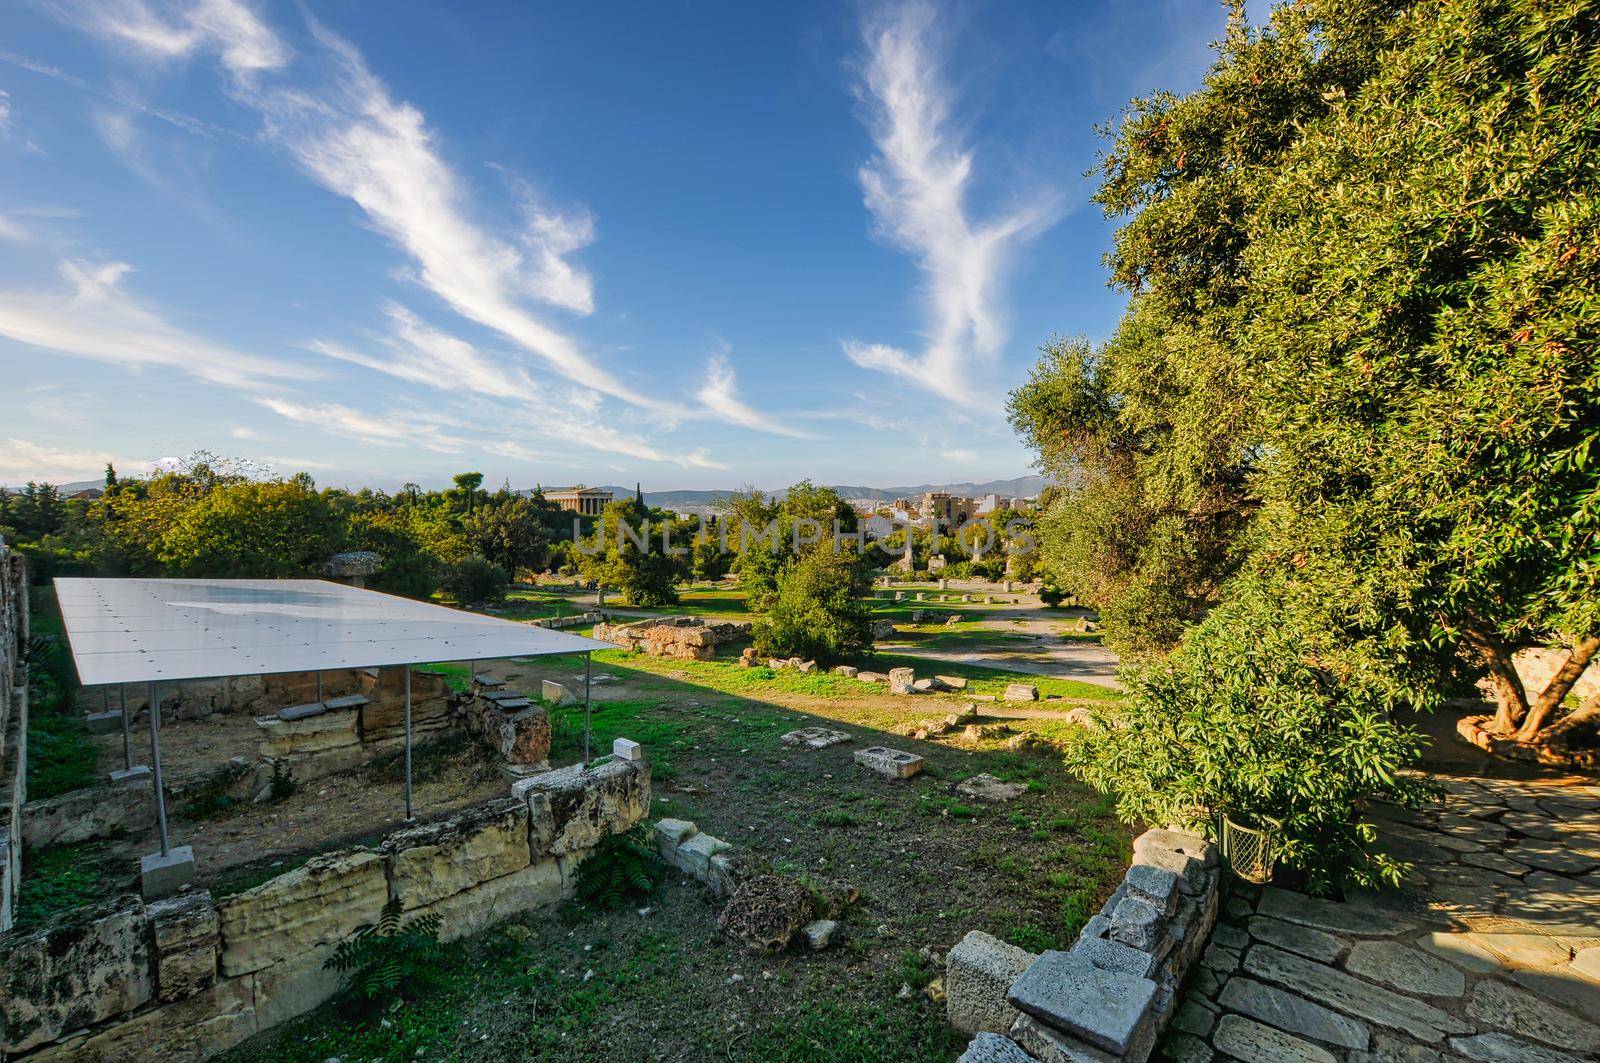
[13,840,130,929]
[228,645,1131,1062]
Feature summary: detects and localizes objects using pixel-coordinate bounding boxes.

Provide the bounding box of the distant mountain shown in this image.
[1,478,104,495]
[596,475,1052,511]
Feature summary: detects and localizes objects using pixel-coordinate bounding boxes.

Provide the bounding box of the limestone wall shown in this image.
[948,828,1221,1062]
[0,755,650,1060]
[593,616,751,660]
[0,539,28,933]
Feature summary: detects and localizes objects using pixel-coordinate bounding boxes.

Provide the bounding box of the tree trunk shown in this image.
[1534,689,1600,746]
[1465,628,1529,733]
[1516,635,1600,742]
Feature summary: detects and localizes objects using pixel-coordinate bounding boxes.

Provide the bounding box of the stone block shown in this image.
[1007,1012,1124,1062]
[1108,894,1164,951]
[653,817,698,857]
[514,757,651,856]
[1006,950,1157,1056]
[613,737,643,761]
[493,705,552,765]
[27,976,257,1063]
[141,845,197,899]
[803,919,839,950]
[955,773,1029,803]
[383,797,532,909]
[218,849,389,976]
[888,667,916,694]
[356,688,450,742]
[1220,977,1370,1051]
[275,701,327,722]
[22,781,155,848]
[796,660,818,673]
[956,1033,1036,1063]
[250,941,342,1030]
[672,832,732,877]
[1124,863,1180,916]
[912,678,936,692]
[85,709,124,734]
[541,680,576,706]
[936,675,969,690]
[255,706,360,757]
[1003,684,1038,702]
[831,665,859,678]
[414,858,564,943]
[1214,1014,1336,1063]
[0,895,152,1054]
[782,727,851,749]
[473,673,506,689]
[1073,934,1158,979]
[854,746,924,779]
[147,889,219,1003]
[857,671,887,683]
[109,764,153,787]
[946,930,1037,1035]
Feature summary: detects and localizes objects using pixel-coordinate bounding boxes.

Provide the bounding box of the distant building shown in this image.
[67,487,104,500]
[921,491,976,525]
[546,485,613,516]
[975,493,1019,515]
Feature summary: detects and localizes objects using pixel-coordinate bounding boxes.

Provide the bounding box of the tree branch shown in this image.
[1516,635,1600,742]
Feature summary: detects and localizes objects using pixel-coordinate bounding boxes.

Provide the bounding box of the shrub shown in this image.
[441,554,510,605]
[1037,584,1067,607]
[323,897,444,1014]
[751,550,873,665]
[1062,577,1430,894]
[575,824,665,908]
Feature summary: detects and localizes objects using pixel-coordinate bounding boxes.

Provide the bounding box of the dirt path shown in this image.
[886,603,1123,689]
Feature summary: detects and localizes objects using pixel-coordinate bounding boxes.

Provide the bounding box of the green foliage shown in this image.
[440,554,510,605]
[157,479,342,577]
[14,843,124,928]
[751,549,873,665]
[574,824,665,909]
[323,896,445,1013]
[268,760,297,802]
[576,501,682,608]
[1063,577,1431,893]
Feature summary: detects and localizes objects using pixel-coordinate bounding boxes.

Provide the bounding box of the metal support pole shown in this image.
[403,667,414,822]
[101,687,109,712]
[315,670,322,704]
[584,651,592,764]
[148,681,170,856]
[119,682,131,771]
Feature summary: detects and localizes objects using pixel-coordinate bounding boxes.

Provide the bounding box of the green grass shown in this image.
[26,701,102,799]
[14,842,128,928]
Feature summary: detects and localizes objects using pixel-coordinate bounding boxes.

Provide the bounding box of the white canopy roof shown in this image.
[55,577,612,686]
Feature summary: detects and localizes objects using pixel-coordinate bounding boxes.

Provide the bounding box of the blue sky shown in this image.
[1,0,1233,492]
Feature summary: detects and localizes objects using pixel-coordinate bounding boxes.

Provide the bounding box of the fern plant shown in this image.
[575,824,665,909]
[323,897,444,1013]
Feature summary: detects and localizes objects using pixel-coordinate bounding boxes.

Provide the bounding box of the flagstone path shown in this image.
[1164,772,1600,1061]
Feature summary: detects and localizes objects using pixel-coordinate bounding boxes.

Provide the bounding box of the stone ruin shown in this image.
[0,753,651,1059]
[593,616,752,661]
[947,828,1221,1062]
[253,667,454,796]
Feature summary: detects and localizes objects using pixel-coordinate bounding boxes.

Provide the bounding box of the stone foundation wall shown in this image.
[0,540,27,932]
[0,755,650,1060]
[593,617,751,660]
[948,828,1221,1062]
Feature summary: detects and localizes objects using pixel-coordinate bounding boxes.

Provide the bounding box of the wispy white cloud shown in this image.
[695,348,812,439]
[940,447,977,464]
[0,215,26,242]
[845,1,1061,405]
[0,258,312,388]
[254,396,469,453]
[0,436,151,484]
[228,425,264,440]
[0,88,11,131]
[301,309,728,468]
[42,0,289,75]
[246,19,656,407]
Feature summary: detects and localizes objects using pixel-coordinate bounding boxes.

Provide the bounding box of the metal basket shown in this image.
[1219,815,1279,885]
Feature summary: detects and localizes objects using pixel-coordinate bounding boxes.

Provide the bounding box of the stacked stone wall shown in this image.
[948,827,1222,1062]
[0,540,28,932]
[0,755,649,1060]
